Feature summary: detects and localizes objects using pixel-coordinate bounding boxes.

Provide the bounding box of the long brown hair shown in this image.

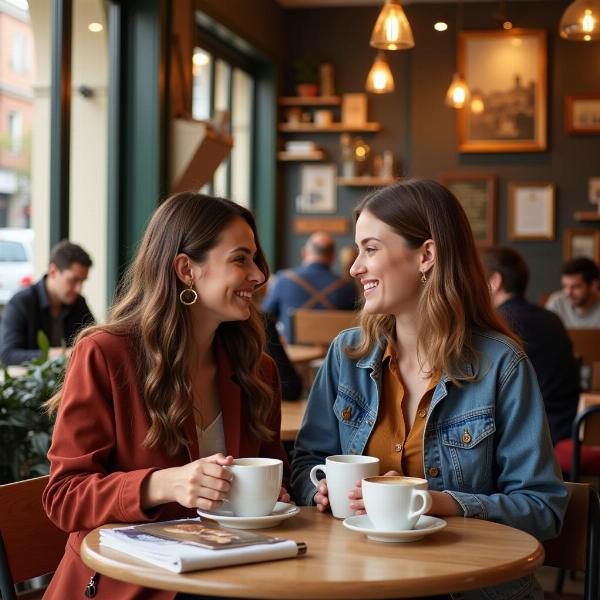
[347,179,519,382]
[47,193,274,454]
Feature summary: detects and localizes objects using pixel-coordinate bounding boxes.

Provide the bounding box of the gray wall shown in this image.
[278,1,600,304]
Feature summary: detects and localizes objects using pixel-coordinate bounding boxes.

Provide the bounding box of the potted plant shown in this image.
[293,57,320,97]
[0,332,66,484]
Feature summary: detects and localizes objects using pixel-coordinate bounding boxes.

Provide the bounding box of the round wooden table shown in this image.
[81,508,544,599]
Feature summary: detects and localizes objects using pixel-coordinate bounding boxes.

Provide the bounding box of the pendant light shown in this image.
[559,0,600,41]
[370,0,415,50]
[444,1,470,109]
[366,52,395,93]
[445,73,470,108]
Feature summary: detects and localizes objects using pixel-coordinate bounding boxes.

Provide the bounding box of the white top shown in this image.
[545,291,600,329]
[196,412,227,458]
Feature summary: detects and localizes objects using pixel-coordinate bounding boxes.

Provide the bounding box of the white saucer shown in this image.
[343,514,447,543]
[197,502,300,529]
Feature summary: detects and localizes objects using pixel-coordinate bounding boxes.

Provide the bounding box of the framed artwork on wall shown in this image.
[565,94,600,134]
[457,29,547,153]
[297,164,337,213]
[508,182,555,241]
[563,229,600,263]
[438,173,496,246]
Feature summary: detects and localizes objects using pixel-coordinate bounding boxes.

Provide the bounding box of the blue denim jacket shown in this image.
[291,327,568,599]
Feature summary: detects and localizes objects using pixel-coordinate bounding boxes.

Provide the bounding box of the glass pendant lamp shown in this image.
[370,0,415,50]
[445,73,470,108]
[559,0,600,40]
[366,52,395,94]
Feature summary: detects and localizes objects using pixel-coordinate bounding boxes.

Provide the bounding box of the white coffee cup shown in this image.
[227,458,283,518]
[309,455,380,519]
[362,476,432,531]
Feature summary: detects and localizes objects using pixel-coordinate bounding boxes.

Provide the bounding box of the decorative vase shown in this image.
[296,84,319,97]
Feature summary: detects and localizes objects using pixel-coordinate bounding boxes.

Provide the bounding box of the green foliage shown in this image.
[293,57,320,85]
[0,341,66,484]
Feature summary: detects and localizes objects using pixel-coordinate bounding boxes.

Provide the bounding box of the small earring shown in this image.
[421,271,428,284]
[179,278,198,305]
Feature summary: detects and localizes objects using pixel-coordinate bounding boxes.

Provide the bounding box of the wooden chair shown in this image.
[292,309,359,347]
[0,476,67,600]
[543,482,599,600]
[567,328,600,367]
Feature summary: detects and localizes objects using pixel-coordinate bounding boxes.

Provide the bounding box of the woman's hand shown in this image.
[142,453,234,511]
[313,479,330,512]
[278,487,291,503]
[348,470,463,517]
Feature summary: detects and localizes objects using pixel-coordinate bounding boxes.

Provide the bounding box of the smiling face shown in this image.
[187,216,266,325]
[350,210,426,317]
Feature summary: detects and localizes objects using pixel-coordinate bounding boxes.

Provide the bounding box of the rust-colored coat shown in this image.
[42,331,288,600]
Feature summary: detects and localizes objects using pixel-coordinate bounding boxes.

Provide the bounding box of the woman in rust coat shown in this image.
[42,193,289,600]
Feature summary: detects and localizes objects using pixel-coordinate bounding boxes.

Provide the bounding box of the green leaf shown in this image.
[36,330,50,360]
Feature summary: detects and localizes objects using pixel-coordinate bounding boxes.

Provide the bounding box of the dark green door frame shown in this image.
[106,0,172,302]
[49,0,72,248]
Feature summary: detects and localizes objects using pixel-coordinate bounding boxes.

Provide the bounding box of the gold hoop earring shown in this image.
[421,271,428,284]
[179,278,198,305]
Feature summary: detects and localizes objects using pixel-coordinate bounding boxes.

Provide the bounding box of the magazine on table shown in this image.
[99,518,306,573]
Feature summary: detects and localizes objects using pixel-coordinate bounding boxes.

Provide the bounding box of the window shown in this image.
[191,38,256,208]
[10,31,26,73]
[7,112,23,153]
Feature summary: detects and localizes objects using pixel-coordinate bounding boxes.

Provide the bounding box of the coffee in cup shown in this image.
[227,457,282,518]
[362,476,431,530]
[309,455,379,519]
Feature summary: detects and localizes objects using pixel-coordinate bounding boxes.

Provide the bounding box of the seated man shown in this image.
[545,257,600,328]
[262,232,358,342]
[483,246,580,445]
[0,240,94,366]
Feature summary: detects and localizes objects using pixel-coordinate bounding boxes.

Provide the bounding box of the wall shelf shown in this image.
[574,211,600,222]
[336,176,396,187]
[277,151,325,162]
[278,122,381,133]
[279,96,341,106]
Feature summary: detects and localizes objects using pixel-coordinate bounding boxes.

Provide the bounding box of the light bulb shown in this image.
[582,9,595,31]
[560,0,600,41]
[434,22,448,32]
[370,0,415,50]
[445,73,470,109]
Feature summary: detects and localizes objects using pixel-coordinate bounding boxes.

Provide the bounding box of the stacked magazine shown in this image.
[99,518,306,573]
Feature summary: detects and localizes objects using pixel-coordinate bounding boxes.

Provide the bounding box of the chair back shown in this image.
[567,328,600,366]
[0,476,67,598]
[293,309,358,346]
[591,361,600,392]
[543,482,599,600]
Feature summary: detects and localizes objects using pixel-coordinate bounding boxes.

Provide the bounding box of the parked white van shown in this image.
[0,228,34,305]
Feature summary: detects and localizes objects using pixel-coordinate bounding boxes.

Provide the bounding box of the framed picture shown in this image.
[293,216,348,234]
[457,29,547,153]
[564,229,600,263]
[297,164,337,213]
[341,93,367,126]
[508,182,555,241]
[438,173,496,246]
[565,94,600,134]
[589,177,600,209]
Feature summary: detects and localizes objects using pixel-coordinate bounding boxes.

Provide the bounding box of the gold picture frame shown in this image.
[438,173,497,247]
[563,229,600,263]
[457,29,547,153]
[508,182,555,241]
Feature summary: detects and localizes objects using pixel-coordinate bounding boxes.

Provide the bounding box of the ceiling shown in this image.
[276,0,548,6]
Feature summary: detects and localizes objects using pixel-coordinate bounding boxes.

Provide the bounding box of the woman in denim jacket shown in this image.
[291,179,568,600]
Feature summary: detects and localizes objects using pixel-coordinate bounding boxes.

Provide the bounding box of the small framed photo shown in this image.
[508,182,555,241]
[297,164,337,213]
[564,229,600,263]
[589,177,600,208]
[565,94,600,135]
[438,173,496,247]
[341,93,367,126]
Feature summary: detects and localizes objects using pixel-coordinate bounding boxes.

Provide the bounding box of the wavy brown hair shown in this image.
[347,179,519,382]
[47,193,274,455]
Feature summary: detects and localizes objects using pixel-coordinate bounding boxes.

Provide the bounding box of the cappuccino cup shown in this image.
[362,476,432,531]
[227,458,282,517]
[309,455,379,519]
